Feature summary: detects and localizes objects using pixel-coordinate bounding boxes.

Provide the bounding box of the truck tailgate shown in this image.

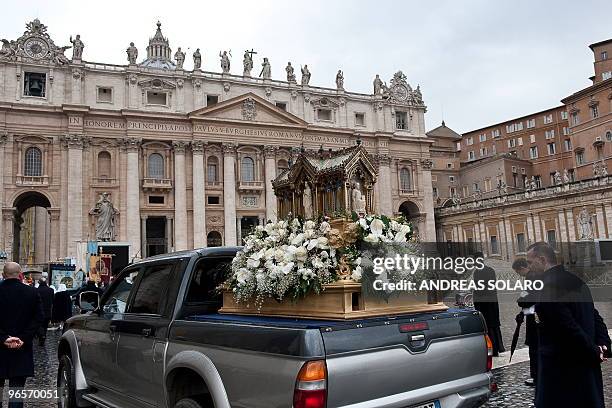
[322,310,489,407]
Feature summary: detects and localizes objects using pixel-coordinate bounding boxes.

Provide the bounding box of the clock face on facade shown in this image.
[23,37,49,59]
[391,84,408,101]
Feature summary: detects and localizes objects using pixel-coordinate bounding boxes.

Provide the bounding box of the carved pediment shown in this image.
[310,97,340,110]
[189,92,307,126]
[138,78,176,90]
[0,19,71,66]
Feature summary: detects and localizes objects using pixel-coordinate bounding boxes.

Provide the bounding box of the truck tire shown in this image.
[174,397,207,408]
[57,354,77,408]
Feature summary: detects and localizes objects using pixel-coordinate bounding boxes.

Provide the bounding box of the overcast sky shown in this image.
[3,0,611,133]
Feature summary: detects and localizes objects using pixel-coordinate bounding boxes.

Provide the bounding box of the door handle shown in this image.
[109,324,117,341]
[141,328,152,337]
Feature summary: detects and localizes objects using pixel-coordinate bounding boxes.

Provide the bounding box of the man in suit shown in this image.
[36,278,54,346]
[472,251,505,356]
[0,262,44,408]
[526,242,611,408]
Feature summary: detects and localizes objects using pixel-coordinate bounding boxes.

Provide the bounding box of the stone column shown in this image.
[192,141,207,248]
[173,141,188,251]
[176,79,185,112]
[71,68,83,104]
[378,155,393,216]
[503,218,513,258]
[0,133,6,251]
[126,73,139,109]
[605,204,612,238]
[223,143,237,246]
[498,220,506,258]
[48,209,60,262]
[64,135,85,257]
[141,215,147,257]
[595,205,606,238]
[2,209,15,261]
[264,146,277,223]
[526,214,535,245]
[419,159,436,242]
[533,213,542,241]
[565,209,576,241]
[124,138,141,259]
[557,210,568,242]
[166,216,174,252]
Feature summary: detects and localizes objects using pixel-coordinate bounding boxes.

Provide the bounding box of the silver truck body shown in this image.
[58,247,491,408]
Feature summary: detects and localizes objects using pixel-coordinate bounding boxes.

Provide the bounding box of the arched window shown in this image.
[148,153,164,179]
[241,157,255,182]
[97,151,112,178]
[24,147,42,177]
[606,131,612,142]
[207,231,222,247]
[400,168,411,191]
[277,159,289,174]
[207,156,219,182]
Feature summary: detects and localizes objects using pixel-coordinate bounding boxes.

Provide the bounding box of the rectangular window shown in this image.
[97,87,113,103]
[506,124,514,133]
[355,112,365,126]
[318,108,332,121]
[561,111,568,120]
[128,263,174,314]
[530,134,536,143]
[479,134,486,142]
[507,139,516,148]
[602,51,608,60]
[147,91,167,105]
[571,111,579,126]
[456,141,462,151]
[516,233,526,253]
[515,122,523,131]
[468,151,475,160]
[529,146,538,159]
[207,196,220,205]
[591,105,599,118]
[491,144,496,154]
[275,102,287,111]
[545,129,555,139]
[490,235,499,255]
[543,114,553,124]
[23,72,46,97]
[207,94,219,106]
[534,175,542,188]
[449,187,457,196]
[547,143,556,155]
[447,163,453,169]
[462,186,468,197]
[466,136,474,146]
[562,126,570,136]
[480,147,487,157]
[564,139,572,151]
[518,137,523,146]
[491,129,500,138]
[484,179,491,191]
[148,195,164,204]
[603,71,612,81]
[449,175,455,183]
[547,230,557,249]
[395,111,407,129]
[576,151,585,165]
[432,187,438,197]
[527,118,536,128]
[473,183,479,192]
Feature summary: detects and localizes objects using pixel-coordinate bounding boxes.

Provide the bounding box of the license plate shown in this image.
[409,401,440,408]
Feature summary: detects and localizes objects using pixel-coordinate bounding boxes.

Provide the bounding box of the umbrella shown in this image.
[509,312,524,362]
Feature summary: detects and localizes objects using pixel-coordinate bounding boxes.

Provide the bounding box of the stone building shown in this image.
[0,20,436,266]
[436,38,612,262]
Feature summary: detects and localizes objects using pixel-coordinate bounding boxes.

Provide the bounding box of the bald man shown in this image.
[0,262,44,408]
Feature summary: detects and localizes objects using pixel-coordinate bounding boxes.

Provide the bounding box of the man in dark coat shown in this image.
[0,262,44,408]
[36,279,54,346]
[472,251,505,356]
[526,242,611,408]
[512,257,539,386]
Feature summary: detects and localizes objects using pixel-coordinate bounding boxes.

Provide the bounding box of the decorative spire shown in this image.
[140,21,175,69]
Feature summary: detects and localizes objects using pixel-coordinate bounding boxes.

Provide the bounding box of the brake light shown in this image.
[485,334,493,371]
[293,360,327,408]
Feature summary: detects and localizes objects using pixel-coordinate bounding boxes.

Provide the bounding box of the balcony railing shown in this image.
[91,177,118,187]
[16,175,49,186]
[142,177,172,190]
[206,181,223,189]
[239,180,264,190]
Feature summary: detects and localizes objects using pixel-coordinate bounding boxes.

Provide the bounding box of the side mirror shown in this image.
[78,291,100,313]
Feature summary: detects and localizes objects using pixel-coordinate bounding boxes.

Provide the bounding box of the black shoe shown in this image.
[524,379,536,387]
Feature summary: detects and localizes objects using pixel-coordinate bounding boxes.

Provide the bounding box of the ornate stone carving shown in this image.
[377,154,391,166]
[138,78,176,90]
[338,97,346,107]
[260,57,271,79]
[242,98,257,121]
[126,42,138,64]
[222,143,237,155]
[242,196,257,207]
[219,50,231,73]
[174,47,186,69]
[69,34,84,60]
[303,93,311,102]
[336,70,344,90]
[0,131,7,144]
[72,68,83,80]
[420,159,433,170]
[208,215,223,226]
[89,192,118,241]
[373,74,383,95]
[61,134,89,149]
[264,145,277,158]
[194,78,202,88]
[243,49,255,76]
[177,78,184,88]
[121,137,141,151]
[301,65,311,86]
[265,87,272,97]
[374,101,384,111]
[223,82,231,92]
[291,90,298,99]
[286,62,296,83]
[577,206,595,240]
[1,19,72,65]
[191,140,207,154]
[193,48,202,70]
[310,96,339,109]
[173,141,189,154]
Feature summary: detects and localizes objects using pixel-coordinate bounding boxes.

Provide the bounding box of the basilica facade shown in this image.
[0,20,435,266]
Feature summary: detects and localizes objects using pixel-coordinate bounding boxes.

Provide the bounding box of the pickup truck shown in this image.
[57,246,493,408]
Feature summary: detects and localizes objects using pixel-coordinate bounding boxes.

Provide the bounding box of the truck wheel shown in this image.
[57,354,77,408]
[174,397,210,408]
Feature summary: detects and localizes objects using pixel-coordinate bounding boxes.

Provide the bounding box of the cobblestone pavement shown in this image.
[8,295,612,407]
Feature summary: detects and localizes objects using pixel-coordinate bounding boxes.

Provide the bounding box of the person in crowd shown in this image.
[526,242,611,408]
[36,278,55,346]
[472,251,505,356]
[52,284,73,329]
[76,279,104,297]
[0,262,44,408]
[511,257,538,386]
